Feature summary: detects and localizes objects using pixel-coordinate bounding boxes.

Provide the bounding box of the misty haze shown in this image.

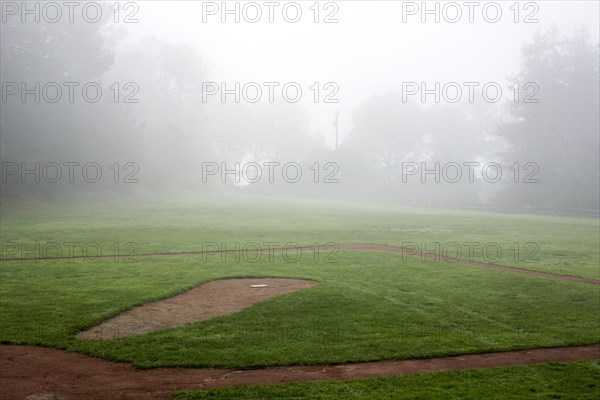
[1,1,599,399]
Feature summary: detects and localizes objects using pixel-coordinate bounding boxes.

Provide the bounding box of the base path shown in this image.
[335,243,600,285]
[1,344,598,400]
[3,243,598,285]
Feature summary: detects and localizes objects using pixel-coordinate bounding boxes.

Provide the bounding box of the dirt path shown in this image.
[336,243,600,285]
[1,344,598,399]
[77,278,317,340]
[2,243,598,285]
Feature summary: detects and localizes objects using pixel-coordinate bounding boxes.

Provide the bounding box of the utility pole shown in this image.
[333,112,339,151]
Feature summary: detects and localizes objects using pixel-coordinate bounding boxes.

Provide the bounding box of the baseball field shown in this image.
[1,193,598,399]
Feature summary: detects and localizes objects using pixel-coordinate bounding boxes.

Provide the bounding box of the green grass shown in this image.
[1,193,598,278]
[0,195,600,376]
[176,360,600,399]
[1,249,598,368]
[1,194,598,398]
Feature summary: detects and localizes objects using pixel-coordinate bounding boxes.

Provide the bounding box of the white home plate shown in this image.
[250,284,268,288]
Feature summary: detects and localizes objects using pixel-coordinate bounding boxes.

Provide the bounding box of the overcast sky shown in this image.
[119,1,599,147]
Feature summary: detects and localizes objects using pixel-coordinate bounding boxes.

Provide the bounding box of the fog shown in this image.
[1,1,599,214]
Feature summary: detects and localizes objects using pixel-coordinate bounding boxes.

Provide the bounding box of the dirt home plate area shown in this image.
[76,278,318,339]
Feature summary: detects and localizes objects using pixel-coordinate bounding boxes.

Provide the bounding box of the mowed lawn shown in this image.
[176,361,600,399]
[1,193,599,279]
[1,248,598,368]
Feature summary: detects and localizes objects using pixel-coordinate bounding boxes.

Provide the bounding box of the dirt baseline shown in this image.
[77,278,317,340]
[1,344,598,400]
[3,243,598,285]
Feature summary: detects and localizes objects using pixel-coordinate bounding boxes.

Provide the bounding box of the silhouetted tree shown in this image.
[495,28,599,210]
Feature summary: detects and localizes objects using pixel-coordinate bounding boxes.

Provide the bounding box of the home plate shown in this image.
[76,278,317,339]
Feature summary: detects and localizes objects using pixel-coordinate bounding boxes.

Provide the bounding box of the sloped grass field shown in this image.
[177,361,600,400]
[1,194,598,400]
[1,193,599,278]
[1,249,598,368]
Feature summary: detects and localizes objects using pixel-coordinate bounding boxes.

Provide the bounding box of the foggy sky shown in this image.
[118,1,600,146]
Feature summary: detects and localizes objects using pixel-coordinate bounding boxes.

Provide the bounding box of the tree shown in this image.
[106,36,213,188]
[1,9,142,198]
[347,93,497,206]
[494,28,599,210]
